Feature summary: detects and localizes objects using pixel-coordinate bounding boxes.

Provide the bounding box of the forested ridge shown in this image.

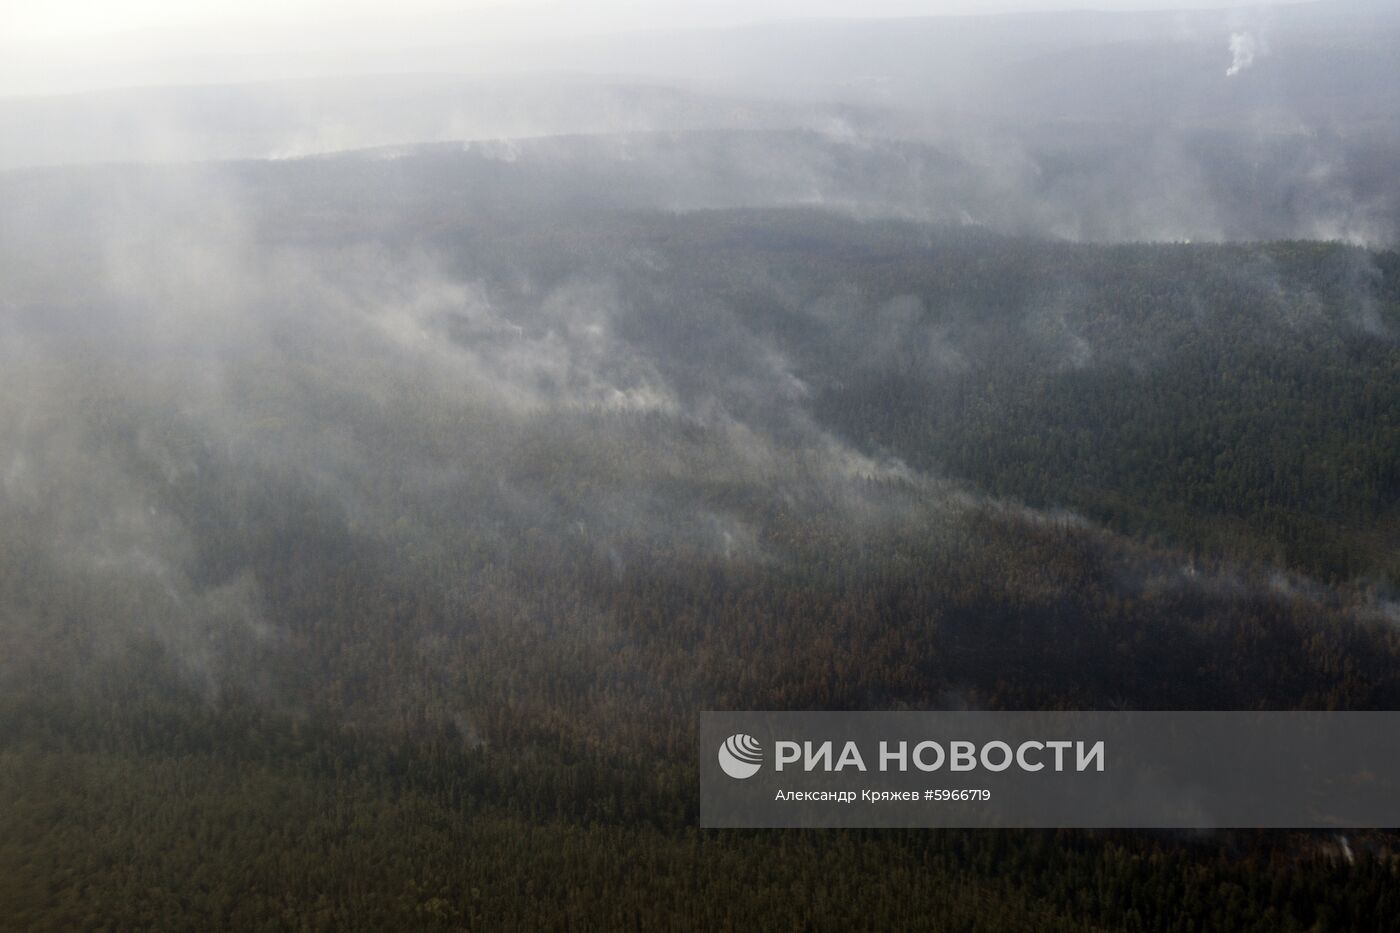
[3,161,1400,929]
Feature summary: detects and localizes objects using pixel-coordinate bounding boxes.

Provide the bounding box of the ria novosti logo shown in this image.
[718,733,764,779]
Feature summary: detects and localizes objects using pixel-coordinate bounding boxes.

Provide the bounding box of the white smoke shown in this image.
[1225,32,1258,78]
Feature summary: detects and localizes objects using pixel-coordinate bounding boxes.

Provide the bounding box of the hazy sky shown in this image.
[0,0,1317,97]
[2,0,1314,39]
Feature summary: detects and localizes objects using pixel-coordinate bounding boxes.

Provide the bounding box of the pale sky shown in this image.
[0,0,1318,97]
[1,0,1313,40]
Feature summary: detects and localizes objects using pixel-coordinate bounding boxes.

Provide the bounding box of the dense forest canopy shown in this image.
[5,150,1400,928]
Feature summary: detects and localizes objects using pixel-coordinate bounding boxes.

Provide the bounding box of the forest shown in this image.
[3,149,1400,928]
